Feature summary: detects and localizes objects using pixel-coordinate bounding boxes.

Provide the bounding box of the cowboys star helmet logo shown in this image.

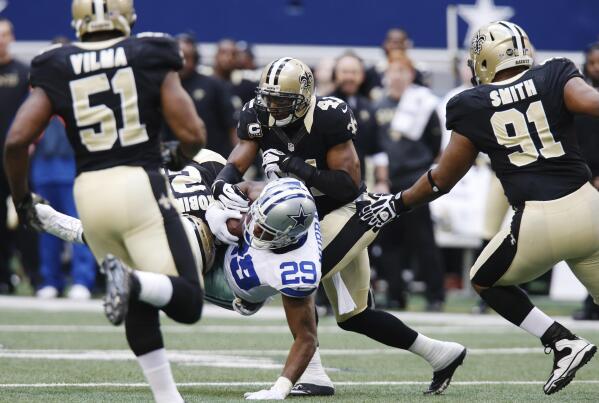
[471,32,486,55]
[288,205,309,229]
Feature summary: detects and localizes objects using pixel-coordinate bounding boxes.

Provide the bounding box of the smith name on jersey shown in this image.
[224,218,323,303]
[238,95,365,218]
[30,33,182,174]
[446,58,591,206]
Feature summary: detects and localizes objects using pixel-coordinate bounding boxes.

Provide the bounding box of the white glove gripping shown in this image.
[261,149,286,181]
[244,377,292,400]
[205,201,242,245]
[212,180,250,212]
[34,204,85,244]
[358,192,402,229]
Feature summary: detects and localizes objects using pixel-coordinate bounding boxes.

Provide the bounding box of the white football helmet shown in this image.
[244,178,317,250]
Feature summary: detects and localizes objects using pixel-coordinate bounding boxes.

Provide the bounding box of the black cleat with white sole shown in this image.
[101,254,132,326]
[544,336,596,395]
[289,383,335,396]
[423,348,467,395]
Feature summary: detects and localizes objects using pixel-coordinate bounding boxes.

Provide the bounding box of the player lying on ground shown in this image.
[359,21,598,395]
[209,56,467,395]
[29,172,333,400]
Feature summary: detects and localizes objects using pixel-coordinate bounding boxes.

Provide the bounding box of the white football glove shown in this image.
[34,204,85,244]
[205,201,242,245]
[211,180,250,212]
[358,192,403,229]
[232,297,270,316]
[261,149,286,181]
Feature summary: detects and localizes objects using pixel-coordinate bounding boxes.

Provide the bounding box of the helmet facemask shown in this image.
[254,88,309,127]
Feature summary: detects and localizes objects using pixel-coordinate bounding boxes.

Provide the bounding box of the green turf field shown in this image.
[0,296,597,402]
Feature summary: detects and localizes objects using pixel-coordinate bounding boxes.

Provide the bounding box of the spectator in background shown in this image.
[331,52,388,187]
[374,53,445,311]
[32,116,96,299]
[235,40,256,71]
[163,34,237,158]
[573,42,599,320]
[361,28,427,100]
[0,18,29,294]
[314,58,336,96]
[213,38,257,109]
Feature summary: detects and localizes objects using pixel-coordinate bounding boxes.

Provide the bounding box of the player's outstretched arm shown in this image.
[360,132,478,229]
[244,294,317,400]
[564,77,599,117]
[4,88,53,204]
[161,71,206,157]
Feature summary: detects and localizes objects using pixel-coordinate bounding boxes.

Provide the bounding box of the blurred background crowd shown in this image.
[1,0,599,320]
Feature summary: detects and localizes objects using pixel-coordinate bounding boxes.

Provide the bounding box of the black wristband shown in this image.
[392,192,412,214]
[427,169,447,194]
[215,163,244,184]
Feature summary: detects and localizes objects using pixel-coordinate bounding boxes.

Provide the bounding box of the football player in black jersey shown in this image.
[209,57,467,396]
[361,21,599,395]
[3,1,206,402]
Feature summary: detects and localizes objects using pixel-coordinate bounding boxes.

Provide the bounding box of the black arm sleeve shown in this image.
[282,156,361,203]
[214,163,244,184]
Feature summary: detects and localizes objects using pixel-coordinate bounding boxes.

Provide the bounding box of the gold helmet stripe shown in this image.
[92,0,106,21]
[498,21,523,55]
[273,58,292,85]
[268,57,291,85]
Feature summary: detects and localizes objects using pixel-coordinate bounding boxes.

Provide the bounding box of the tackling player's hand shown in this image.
[15,193,49,232]
[261,149,287,181]
[205,201,243,245]
[358,192,408,229]
[211,180,250,212]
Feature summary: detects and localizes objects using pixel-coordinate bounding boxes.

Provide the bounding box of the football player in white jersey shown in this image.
[222,178,331,400]
[33,174,333,400]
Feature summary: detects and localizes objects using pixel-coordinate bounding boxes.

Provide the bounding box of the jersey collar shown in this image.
[73,37,127,51]
[489,69,528,86]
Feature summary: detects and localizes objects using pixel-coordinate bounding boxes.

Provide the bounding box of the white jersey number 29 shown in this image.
[491,100,564,167]
[70,67,149,152]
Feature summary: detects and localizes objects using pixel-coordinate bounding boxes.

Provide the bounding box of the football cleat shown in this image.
[289,383,335,396]
[101,254,132,326]
[543,336,597,395]
[423,348,467,395]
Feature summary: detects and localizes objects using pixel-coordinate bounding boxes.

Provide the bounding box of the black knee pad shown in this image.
[162,277,204,324]
[337,309,368,332]
[125,299,163,356]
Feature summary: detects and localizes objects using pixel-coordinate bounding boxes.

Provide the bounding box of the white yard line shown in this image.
[1,380,598,388]
[0,347,552,362]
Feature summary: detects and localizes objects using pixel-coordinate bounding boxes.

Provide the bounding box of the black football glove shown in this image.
[211,180,250,212]
[161,141,192,171]
[15,193,50,231]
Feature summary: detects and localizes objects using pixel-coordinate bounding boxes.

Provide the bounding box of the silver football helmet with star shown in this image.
[244,178,317,250]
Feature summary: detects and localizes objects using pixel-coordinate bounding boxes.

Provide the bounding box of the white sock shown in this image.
[519,307,554,338]
[296,347,333,387]
[408,334,463,371]
[137,348,183,403]
[135,271,173,308]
